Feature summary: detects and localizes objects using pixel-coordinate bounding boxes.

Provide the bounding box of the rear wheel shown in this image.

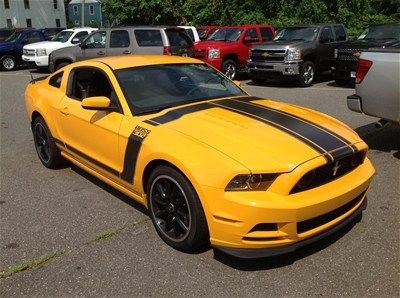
[221,59,237,80]
[0,55,16,71]
[298,61,315,87]
[147,165,209,251]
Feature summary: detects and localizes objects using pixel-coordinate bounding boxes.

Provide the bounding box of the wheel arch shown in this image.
[54,58,73,70]
[222,54,238,64]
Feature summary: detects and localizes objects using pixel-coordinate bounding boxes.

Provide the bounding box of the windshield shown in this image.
[358,24,400,40]
[51,31,73,42]
[274,27,319,42]
[207,28,242,42]
[4,31,23,42]
[116,63,246,115]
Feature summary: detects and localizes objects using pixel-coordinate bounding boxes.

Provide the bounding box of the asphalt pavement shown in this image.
[0,69,399,296]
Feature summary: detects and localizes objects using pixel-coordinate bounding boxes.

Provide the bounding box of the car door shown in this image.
[56,66,124,177]
[107,29,132,56]
[77,31,107,61]
[317,26,335,70]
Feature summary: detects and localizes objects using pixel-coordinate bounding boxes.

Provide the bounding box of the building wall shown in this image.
[68,1,108,28]
[0,0,66,28]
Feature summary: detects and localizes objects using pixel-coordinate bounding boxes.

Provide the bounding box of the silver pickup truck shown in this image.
[347,47,400,126]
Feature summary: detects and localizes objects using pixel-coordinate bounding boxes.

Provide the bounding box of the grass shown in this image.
[0,251,64,279]
[94,228,122,241]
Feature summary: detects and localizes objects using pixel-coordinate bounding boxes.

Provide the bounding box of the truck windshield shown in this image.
[274,27,319,42]
[207,28,242,42]
[51,31,73,42]
[4,31,23,42]
[357,24,400,40]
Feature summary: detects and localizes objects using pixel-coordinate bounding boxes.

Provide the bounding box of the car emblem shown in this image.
[261,52,271,57]
[353,51,361,58]
[332,161,342,176]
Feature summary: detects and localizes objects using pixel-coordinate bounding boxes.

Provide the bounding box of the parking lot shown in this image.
[0,69,399,296]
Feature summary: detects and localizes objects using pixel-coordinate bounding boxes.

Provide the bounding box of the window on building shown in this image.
[74,20,80,26]
[6,19,12,28]
[56,19,61,28]
[26,19,32,27]
[24,0,30,9]
[53,0,58,9]
[73,5,78,15]
[89,5,94,15]
[4,0,10,9]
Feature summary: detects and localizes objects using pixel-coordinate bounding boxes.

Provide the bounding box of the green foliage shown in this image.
[101,0,399,34]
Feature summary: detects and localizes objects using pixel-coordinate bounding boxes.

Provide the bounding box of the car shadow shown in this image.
[213,213,361,270]
[355,122,400,159]
[326,81,355,89]
[245,72,333,88]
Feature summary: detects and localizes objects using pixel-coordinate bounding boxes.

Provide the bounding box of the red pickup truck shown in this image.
[193,24,275,79]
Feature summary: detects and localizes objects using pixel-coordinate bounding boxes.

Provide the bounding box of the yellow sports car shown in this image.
[25,55,375,258]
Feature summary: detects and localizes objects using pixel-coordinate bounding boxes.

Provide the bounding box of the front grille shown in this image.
[23,49,36,57]
[291,151,365,194]
[251,49,286,62]
[297,191,365,234]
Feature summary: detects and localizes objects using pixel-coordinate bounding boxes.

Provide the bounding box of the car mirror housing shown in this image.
[81,96,114,110]
[79,43,87,49]
[71,38,80,44]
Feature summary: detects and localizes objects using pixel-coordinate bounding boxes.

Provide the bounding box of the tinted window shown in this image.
[83,31,106,48]
[260,28,273,41]
[166,30,192,47]
[358,24,400,40]
[208,28,242,42]
[245,28,259,41]
[74,31,89,42]
[274,27,319,42]
[110,30,130,47]
[134,30,163,46]
[49,72,63,88]
[52,30,73,42]
[184,29,195,41]
[334,25,346,41]
[27,31,41,43]
[320,26,334,42]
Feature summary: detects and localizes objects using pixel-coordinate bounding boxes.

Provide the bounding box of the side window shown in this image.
[83,31,106,48]
[134,29,163,46]
[334,26,346,41]
[245,28,259,42]
[260,28,273,42]
[73,31,89,42]
[320,26,334,42]
[110,30,130,48]
[49,71,63,88]
[166,30,191,46]
[27,31,41,43]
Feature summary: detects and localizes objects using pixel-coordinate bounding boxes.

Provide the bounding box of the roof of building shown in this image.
[69,0,101,4]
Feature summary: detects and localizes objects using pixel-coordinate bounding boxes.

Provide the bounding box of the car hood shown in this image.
[194,40,237,50]
[144,96,362,173]
[257,40,310,48]
[24,41,64,50]
[0,41,16,51]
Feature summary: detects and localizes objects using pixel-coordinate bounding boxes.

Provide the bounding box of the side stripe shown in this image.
[120,134,145,183]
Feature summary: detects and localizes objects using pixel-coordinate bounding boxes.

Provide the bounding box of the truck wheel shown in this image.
[335,78,350,86]
[251,78,266,85]
[56,62,70,71]
[221,59,237,80]
[0,55,16,71]
[298,61,315,87]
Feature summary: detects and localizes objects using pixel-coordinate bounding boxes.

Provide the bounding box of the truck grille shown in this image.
[251,49,286,62]
[290,151,365,194]
[23,49,36,57]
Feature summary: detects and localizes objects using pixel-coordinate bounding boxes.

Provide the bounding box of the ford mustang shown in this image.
[25,55,375,258]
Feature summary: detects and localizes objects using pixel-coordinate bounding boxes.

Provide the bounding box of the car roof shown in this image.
[80,55,203,70]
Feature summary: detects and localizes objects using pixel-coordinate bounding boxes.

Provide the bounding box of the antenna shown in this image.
[30,71,35,84]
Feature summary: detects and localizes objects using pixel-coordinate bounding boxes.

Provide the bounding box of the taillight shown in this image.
[163,46,172,55]
[355,58,373,84]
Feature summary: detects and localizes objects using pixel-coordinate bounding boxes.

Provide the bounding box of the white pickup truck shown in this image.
[347,46,400,126]
[22,27,97,70]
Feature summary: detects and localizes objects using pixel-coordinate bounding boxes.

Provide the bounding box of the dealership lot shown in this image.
[0,69,398,296]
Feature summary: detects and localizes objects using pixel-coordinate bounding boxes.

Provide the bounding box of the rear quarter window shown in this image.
[49,71,63,88]
[334,26,346,41]
[134,30,163,46]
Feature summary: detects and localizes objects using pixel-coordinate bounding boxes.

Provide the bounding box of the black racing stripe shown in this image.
[217,99,353,159]
[120,135,144,183]
[330,146,355,161]
[146,102,214,124]
[65,144,120,178]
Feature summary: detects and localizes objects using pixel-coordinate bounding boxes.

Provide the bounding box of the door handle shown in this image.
[123,50,131,54]
[61,107,69,115]
[97,51,106,55]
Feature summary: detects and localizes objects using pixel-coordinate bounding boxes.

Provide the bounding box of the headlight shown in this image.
[208,49,220,59]
[334,49,338,59]
[285,48,301,61]
[36,48,47,56]
[226,174,278,191]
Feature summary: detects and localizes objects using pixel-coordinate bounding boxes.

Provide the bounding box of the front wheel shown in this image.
[0,55,16,71]
[298,61,315,87]
[147,165,209,251]
[221,59,237,80]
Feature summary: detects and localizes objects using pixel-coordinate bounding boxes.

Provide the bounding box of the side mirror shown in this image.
[81,96,115,110]
[233,80,241,87]
[71,38,80,44]
[79,43,87,49]
[243,36,252,43]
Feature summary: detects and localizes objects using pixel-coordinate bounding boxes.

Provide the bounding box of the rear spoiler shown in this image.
[29,72,48,84]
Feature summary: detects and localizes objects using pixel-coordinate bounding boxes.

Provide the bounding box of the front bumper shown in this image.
[347,94,363,113]
[199,156,374,258]
[22,54,49,67]
[248,60,301,77]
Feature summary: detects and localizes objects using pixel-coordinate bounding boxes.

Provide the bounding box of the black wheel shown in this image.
[32,117,64,169]
[0,55,16,71]
[56,62,69,71]
[335,78,350,86]
[251,78,266,85]
[298,61,315,87]
[147,165,209,251]
[221,59,237,80]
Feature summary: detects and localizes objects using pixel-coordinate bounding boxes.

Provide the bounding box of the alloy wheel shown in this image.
[302,65,314,85]
[34,123,51,163]
[3,58,15,70]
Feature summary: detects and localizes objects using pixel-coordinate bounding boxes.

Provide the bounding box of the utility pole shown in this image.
[81,0,85,27]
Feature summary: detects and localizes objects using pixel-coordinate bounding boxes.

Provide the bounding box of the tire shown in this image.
[0,55,16,71]
[221,59,237,80]
[56,62,70,71]
[147,165,209,251]
[298,61,315,87]
[251,78,266,85]
[32,116,64,169]
[335,78,350,86]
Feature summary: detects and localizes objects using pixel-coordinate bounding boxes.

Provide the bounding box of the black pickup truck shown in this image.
[333,23,400,86]
[248,24,348,87]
